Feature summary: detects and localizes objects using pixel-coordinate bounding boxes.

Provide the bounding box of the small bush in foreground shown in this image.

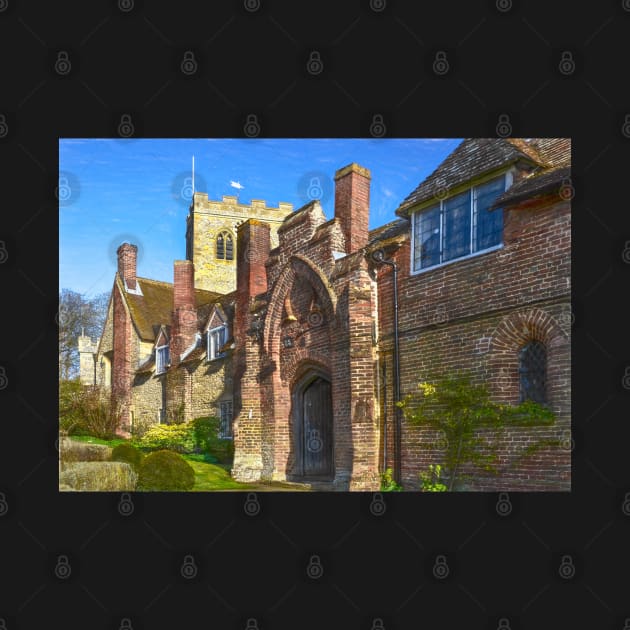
[111,443,144,471]
[136,450,195,491]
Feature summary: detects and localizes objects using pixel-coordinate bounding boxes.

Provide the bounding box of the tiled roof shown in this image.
[124,277,224,341]
[395,138,548,217]
[367,218,409,245]
[491,165,571,209]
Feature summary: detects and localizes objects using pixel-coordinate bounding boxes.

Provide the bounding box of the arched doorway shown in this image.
[292,370,334,480]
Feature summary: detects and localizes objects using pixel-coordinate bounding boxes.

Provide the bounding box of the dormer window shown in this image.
[207,325,227,360]
[216,231,234,261]
[411,173,509,273]
[156,344,170,374]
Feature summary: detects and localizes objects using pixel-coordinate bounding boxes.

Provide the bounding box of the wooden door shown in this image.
[302,377,333,478]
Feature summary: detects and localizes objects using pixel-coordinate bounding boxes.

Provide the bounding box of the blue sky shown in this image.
[59,138,462,296]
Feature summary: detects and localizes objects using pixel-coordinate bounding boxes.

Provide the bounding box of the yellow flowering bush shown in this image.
[134,423,195,454]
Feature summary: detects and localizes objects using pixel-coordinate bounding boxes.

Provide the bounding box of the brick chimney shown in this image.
[171,259,197,366]
[235,219,270,354]
[117,243,138,291]
[334,163,371,254]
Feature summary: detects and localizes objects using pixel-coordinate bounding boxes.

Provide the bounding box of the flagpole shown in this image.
[192,155,195,197]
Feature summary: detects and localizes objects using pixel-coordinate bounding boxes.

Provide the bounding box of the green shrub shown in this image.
[419,464,448,492]
[59,379,89,435]
[191,416,234,463]
[61,385,122,440]
[59,462,137,491]
[134,423,195,454]
[380,467,403,492]
[59,437,113,468]
[111,443,144,471]
[136,450,196,491]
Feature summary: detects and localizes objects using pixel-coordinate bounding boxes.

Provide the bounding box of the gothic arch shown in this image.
[215,229,235,260]
[263,255,337,356]
[488,307,569,408]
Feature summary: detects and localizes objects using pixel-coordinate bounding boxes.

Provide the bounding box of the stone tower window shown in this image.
[216,231,234,261]
[518,340,546,404]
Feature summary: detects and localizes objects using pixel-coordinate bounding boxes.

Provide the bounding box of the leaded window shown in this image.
[219,400,233,439]
[156,345,170,374]
[207,325,227,360]
[519,341,547,404]
[412,174,507,272]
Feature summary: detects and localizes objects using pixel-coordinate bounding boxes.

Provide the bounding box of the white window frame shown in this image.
[207,325,227,361]
[410,170,512,275]
[155,344,170,375]
[219,400,233,439]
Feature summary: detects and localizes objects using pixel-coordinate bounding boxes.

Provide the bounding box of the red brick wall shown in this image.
[334,163,371,254]
[376,195,571,490]
[117,243,137,291]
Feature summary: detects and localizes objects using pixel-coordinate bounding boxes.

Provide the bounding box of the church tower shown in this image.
[186,192,293,294]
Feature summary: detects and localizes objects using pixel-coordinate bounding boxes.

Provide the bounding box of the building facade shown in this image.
[79,138,571,491]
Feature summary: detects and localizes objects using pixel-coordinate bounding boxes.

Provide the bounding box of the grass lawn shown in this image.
[68,434,129,447]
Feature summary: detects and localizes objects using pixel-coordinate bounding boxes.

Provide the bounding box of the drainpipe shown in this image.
[371,249,402,485]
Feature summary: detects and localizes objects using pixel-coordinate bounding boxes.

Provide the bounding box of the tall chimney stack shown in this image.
[334,163,371,254]
[171,259,197,366]
[117,243,138,291]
